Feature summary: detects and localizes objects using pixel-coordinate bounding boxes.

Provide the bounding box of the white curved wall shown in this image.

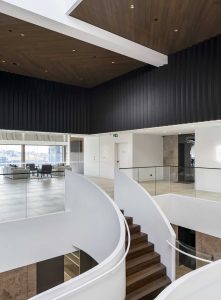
[114,170,176,281]
[155,260,221,300]
[0,171,126,300]
[155,193,221,238]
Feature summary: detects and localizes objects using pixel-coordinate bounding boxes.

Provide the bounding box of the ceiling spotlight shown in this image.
[20,33,25,37]
[2,60,6,63]
[72,49,76,52]
[174,29,179,32]
[44,70,48,73]
[112,61,115,64]
[130,4,134,9]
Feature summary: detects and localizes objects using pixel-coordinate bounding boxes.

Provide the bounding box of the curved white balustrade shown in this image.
[114,169,176,281]
[29,171,127,300]
[0,171,127,300]
[155,259,221,300]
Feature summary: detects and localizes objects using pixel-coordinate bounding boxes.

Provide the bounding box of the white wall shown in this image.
[84,136,100,177]
[133,134,163,181]
[84,133,133,179]
[195,126,221,192]
[155,193,221,239]
[155,259,221,300]
[115,170,176,281]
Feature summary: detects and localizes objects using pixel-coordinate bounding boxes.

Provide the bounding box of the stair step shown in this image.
[125,216,133,225]
[127,242,154,260]
[126,263,166,294]
[129,224,141,234]
[128,232,148,246]
[126,252,160,276]
[125,276,171,300]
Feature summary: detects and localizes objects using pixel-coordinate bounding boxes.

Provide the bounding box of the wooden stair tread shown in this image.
[125,276,171,300]
[125,216,133,224]
[127,263,166,287]
[130,232,147,240]
[127,241,154,260]
[129,224,141,233]
[126,252,160,271]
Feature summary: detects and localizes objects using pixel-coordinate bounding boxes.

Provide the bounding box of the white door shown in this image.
[115,143,130,169]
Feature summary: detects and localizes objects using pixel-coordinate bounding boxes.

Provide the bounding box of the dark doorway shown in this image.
[178,134,195,183]
[178,226,196,270]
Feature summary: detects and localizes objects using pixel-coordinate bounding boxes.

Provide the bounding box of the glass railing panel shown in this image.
[195,167,221,202]
[26,170,65,218]
[170,166,196,197]
[155,166,170,195]
[138,167,156,196]
[0,169,27,222]
[120,168,139,182]
[0,166,65,222]
[174,239,212,279]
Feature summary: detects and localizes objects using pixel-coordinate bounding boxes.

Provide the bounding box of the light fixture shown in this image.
[72,49,76,52]
[112,61,115,64]
[44,70,48,73]
[174,29,179,32]
[130,4,134,9]
[2,60,6,63]
[20,33,25,37]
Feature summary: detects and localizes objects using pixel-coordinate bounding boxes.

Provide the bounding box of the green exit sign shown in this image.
[113,133,118,137]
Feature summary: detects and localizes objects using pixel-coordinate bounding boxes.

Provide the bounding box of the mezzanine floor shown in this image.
[1,175,221,223]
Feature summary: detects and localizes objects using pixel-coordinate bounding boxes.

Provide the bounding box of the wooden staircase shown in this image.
[123,212,171,300]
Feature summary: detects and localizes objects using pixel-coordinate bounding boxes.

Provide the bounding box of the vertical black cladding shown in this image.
[0,35,220,134]
[90,35,221,134]
[0,72,90,133]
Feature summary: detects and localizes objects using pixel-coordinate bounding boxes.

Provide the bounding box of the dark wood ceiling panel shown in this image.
[0,13,144,87]
[72,0,221,54]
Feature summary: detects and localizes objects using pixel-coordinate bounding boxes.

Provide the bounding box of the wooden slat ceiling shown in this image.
[71,0,221,54]
[0,13,144,88]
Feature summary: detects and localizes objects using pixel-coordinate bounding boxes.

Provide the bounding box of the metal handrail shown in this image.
[167,240,212,264]
[119,166,221,170]
[54,216,131,300]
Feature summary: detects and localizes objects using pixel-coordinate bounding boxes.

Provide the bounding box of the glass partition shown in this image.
[0,168,65,222]
[119,166,221,201]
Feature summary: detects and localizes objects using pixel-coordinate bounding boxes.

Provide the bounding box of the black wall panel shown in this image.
[90,35,221,134]
[0,72,90,133]
[0,35,220,135]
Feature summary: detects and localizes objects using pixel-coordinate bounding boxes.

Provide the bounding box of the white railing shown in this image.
[29,171,128,300]
[114,169,176,281]
[167,240,212,264]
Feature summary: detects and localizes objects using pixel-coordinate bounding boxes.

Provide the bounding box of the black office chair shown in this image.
[37,164,52,178]
[26,163,37,171]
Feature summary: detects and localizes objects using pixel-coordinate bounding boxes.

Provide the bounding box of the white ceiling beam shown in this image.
[0,0,168,67]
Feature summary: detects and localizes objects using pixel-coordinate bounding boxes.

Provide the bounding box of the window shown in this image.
[0,145,22,166]
[25,145,63,165]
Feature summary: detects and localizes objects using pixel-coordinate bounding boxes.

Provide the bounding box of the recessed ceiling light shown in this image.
[112,61,115,64]
[2,60,6,63]
[130,4,134,9]
[20,33,25,37]
[174,29,179,32]
[44,70,48,73]
[72,49,76,52]
[154,18,158,22]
